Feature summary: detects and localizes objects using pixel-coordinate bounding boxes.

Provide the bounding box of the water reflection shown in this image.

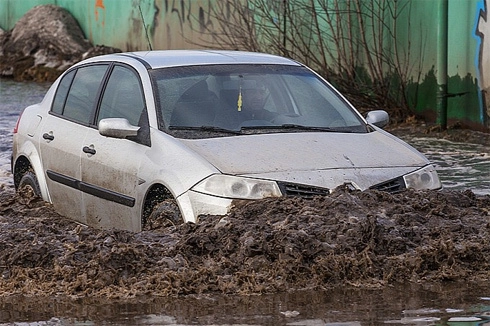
[0,284,490,325]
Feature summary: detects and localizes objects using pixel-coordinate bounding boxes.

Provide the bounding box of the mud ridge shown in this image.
[0,186,489,298]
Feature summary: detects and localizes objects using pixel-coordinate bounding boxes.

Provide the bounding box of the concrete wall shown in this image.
[0,0,488,129]
[0,0,215,50]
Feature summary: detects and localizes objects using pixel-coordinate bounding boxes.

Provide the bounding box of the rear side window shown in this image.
[51,65,108,124]
[51,70,75,115]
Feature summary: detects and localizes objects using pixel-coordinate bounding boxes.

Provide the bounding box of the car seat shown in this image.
[170,80,218,127]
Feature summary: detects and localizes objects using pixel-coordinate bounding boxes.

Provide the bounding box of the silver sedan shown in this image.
[11,50,441,231]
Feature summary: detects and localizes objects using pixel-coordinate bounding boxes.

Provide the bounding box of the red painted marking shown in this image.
[95,0,105,9]
[95,0,105,22]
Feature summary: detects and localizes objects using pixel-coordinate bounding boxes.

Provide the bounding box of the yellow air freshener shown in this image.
[237,86,242,112]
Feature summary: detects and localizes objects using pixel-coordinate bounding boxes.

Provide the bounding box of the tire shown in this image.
[17,171,41,203]
[144,199,183,230]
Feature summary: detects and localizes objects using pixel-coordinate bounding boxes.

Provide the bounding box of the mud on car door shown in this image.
[80,64,150,231]
[39,65,109,225]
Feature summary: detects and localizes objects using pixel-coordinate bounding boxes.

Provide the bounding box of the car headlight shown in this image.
[403,165,441,190]
[192,175,283,199]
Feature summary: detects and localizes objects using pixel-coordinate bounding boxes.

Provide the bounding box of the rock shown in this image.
[280,310,300,318]
[0,4,121,82]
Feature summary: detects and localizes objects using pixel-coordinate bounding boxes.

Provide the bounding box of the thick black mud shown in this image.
[0,185,489,299]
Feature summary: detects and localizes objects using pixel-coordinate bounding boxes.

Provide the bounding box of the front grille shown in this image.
[278,182,330,198]
[370,177,406,193]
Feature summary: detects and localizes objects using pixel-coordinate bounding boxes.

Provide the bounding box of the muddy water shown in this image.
[403,137,490,196]
[1,80,490,325]
[2,284,490,325]
[1,81,488,194]
[0,80,50,187]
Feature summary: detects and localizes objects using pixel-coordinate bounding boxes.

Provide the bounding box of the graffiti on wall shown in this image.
[476,0,490,124]
[95,0,105,25]
[150,0,214,50]
[88,0,216,51]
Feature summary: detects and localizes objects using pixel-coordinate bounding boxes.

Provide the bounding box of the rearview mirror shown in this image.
[365,110,389,128]
[99,118,140,139]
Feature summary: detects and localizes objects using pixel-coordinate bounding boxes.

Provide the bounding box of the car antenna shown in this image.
[139,5,153,51]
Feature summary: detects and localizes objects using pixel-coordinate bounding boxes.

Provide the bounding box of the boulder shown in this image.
[0,4,121,82]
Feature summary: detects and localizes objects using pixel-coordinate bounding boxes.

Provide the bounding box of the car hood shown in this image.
[180,131,429,189]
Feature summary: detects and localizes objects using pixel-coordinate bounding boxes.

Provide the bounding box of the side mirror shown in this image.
[99,118,140,139]
[365,110,389,128]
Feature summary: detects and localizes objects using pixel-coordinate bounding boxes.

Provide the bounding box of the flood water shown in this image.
[406,137,490,196]
[1,79,490,325]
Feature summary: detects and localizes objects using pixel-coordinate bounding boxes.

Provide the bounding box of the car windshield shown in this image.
[150,64,368,137]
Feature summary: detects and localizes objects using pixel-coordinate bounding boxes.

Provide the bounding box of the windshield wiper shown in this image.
[169,125,242,134]
[240,124,335,132]
[280,124,336,131]
[280,124,364,133]
[240,124,362,133]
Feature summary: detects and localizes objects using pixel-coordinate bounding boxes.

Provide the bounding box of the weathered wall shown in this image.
[0,0,488,129]
[0,0,215,50]
[395,0,485,128]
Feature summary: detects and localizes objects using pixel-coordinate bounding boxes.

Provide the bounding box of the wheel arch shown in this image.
[12,151,50,202]
[142,183,175,228]
[13,155,32,188]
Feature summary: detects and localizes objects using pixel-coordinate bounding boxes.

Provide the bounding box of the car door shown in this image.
[39,64,109,224]
[80,64,150,231]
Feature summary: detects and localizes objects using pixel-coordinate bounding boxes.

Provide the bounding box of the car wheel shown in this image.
[144,199,183,230]
[18,171,41,203]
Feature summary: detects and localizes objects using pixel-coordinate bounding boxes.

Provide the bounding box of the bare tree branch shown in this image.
[187,0,423,122]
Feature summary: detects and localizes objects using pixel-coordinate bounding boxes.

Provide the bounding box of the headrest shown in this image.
[180,80,209,101]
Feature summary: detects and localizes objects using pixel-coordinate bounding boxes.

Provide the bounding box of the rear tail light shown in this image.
[13,111,23,134]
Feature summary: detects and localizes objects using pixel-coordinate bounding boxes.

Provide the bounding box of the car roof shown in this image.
[83,50,302,69]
